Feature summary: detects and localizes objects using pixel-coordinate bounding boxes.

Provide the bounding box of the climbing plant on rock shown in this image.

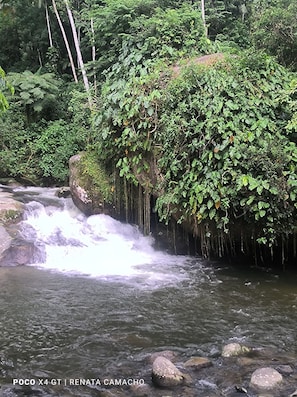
[155,51,297,252]
[95,49,297,259]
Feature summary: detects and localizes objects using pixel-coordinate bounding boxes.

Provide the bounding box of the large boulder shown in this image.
[0,238,45,266]
[152,356,185,388]
[0,189,44,266]
[250,367,283,390]
[69,153,115,216]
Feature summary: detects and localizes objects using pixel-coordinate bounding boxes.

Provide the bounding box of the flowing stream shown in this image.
[1,187,297,397]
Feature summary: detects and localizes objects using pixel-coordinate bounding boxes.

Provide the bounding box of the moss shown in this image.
[0,208,22,225]
[77,151,113,204]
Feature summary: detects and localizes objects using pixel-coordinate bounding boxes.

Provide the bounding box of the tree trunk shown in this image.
[64,0,92,108]
[45,1,53,47]
[52,0,78,83]
[90,16,97,93]
[201,0,207,37]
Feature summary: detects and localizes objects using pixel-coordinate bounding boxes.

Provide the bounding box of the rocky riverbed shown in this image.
[0,184,45,266]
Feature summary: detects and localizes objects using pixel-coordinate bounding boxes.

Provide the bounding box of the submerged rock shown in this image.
[152,356,185,388]
[147,350,178,364]
[222,343,251,357]
[184,356,212,370]
[250,367,283,390]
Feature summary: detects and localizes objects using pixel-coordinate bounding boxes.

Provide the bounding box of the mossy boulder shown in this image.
[69,152,115,216]
[222,343,251,357]
[0,191,24,225]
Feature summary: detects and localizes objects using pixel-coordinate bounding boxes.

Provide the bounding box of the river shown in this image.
[0,186,297,397]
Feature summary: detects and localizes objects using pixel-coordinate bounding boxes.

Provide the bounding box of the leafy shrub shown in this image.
[95,50,297,254]
[155,52,297,246]
[34,120,84,184]
[7,70,61,123]
[251,1,297,70]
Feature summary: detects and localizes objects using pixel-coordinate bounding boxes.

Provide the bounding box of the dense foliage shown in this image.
[0,66,13,112]
[95,51,297,254]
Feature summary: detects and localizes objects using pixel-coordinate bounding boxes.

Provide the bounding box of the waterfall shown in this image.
[19,187,188,283]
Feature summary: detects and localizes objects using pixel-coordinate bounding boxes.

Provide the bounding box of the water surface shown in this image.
[1,187,297,397]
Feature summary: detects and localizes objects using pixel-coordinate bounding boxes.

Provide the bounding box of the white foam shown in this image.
[22,200,188,284]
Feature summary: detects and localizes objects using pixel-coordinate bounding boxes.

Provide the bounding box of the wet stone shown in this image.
[147,351,178,365]
[222,343,251,357]
[152,356,184,388]
[276,364,294,374]
[250,367,283,390]
[183,356,212,370]
[237,357,257,366]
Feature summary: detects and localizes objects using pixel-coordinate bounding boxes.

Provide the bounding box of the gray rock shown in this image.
[222,343,251,357]
[0,191,24,224]
[276,364,293,374]
[250,367,283,390]
[152,356,184,388]
[56,186,71,198]
[147,350,178,364]
[69,153,115,216]
[184,356,212,370]
[0,226,12,260]
[69,153,93,215]
[0,239,45,266]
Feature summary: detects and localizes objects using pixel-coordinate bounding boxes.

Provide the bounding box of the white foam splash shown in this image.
[21,197,189,284]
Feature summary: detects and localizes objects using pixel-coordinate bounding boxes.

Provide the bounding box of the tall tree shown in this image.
[52,0,78,82]
[45,0,53,48]
[64,0,91,106]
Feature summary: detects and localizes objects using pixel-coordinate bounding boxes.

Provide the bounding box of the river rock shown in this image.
[250,367,283,390]
[55,186,71,198]
[0,191,24,224]
[147,350,178,364]
[69,153,115,216]
[0,226,12,261]
[222,343,251,357]
[0,238,45,266]
[184,356,212,370]
[276,364,293,374]
[69,153,93,215]
[152,356,185,387]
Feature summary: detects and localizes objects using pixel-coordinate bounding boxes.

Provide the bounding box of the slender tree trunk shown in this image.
[64,0,92,108]
[52,0,78,83]
[45,1,53,47]
[201,0,207,37]
[90,16,97,93]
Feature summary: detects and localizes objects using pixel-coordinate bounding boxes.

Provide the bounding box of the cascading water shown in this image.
[19,187,189,284]
[1,186,297,397]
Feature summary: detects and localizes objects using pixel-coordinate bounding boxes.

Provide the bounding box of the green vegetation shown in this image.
[0,0,296,264]
[0,66,13,112]
[96,50,297,256]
